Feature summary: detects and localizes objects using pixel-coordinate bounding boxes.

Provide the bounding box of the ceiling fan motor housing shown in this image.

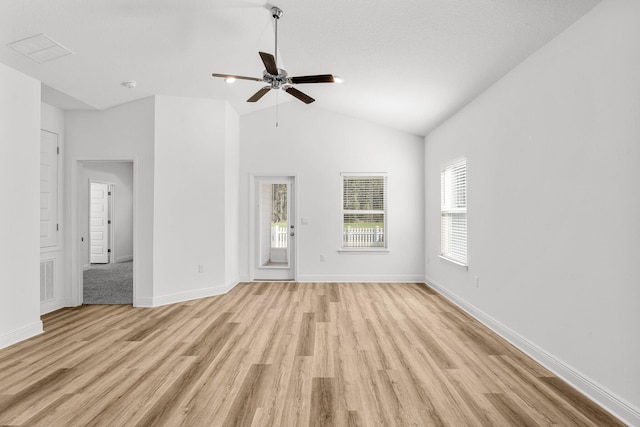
[264,68,288,89]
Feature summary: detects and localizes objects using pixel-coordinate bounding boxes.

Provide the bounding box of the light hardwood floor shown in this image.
[0,282,624,426]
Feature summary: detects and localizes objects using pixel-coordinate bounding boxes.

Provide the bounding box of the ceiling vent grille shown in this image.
[7,33,73,63]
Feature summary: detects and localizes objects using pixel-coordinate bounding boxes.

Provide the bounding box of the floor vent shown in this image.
[40,259,54,302]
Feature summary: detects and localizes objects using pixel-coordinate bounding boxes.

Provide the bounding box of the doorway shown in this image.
[254,176,296,280]
[81,161,134,304]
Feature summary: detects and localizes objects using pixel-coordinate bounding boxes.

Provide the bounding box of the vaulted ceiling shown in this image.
[1,0,600,136]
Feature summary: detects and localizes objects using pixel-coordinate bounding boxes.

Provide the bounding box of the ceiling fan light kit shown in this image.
[212,6,336,105]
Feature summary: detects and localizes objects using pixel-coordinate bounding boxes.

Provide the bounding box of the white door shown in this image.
[40,130,58,248]
[90,182,110,264]
[254,176,295,280]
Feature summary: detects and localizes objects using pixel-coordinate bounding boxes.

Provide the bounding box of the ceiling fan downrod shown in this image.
[271,7,283,65]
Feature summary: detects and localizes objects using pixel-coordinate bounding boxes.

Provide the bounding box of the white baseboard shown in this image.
[424,276,640,427]
[83,264,91,271]
[135,282,237,308]
[0,321,43,350]
[296,274,425,283]
[115,255,133,263]
[239,274,251,282]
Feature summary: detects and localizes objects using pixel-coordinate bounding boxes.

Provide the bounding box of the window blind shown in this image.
[441,159,467,265]
[341,174,387,249]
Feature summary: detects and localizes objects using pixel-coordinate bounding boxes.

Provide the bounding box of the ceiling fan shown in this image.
[212,6,336,104]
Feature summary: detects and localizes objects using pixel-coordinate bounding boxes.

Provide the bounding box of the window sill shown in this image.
[439,255,468,270]
[338,248,390,254]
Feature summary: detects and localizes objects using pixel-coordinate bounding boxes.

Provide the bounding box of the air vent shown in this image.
[7,33,73,63]
[40,259,55,302]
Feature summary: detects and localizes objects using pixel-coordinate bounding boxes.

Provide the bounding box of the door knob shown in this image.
[290,232,295,237]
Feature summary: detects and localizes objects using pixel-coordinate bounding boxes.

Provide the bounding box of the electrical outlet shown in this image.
[198,264,204,273]
[319,255,325,262]
[474,276,480,288]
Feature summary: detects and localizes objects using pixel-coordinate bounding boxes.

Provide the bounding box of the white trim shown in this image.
[341,172,388,250]
[115,255,133,263]
[249,173,298,282]
[439,156,467,170]
[337,249,390,254]
[136,281,239,308]
[0,321,43,350]
[297,275,425,283]
[424,275,640,427]
[438,255,468,270]
[71,157,138,307]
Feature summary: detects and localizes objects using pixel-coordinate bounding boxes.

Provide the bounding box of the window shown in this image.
[341,173,387,249]
[441,159,467,266]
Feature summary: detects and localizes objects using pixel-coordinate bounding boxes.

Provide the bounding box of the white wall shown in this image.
[67,95,240,307]
[152,96,239,304]
[66,97,155,305]
[240,103,424,282]
[82,162,134,265]
[40,102,66,313]
[424,0,640,422]
[0,63,42,348]
[224,103,240,287]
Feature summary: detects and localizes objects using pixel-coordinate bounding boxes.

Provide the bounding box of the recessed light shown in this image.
[334,76,344,83]
[225,77,236,84]
[121,81,137,89]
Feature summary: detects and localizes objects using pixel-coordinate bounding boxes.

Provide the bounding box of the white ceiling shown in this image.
[1,0,600,136]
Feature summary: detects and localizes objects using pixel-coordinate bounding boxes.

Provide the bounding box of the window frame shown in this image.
[440,158,468,269]
[339,172,389,253]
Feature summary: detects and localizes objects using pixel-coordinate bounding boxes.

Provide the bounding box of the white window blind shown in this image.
[441,159,467,265]
[341,174,387,249]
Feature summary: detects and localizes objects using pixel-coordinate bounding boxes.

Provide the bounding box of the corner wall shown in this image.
[152,96,238,304]
[0,63,42,348]
[424,0,640,422]
[66,97,155,305]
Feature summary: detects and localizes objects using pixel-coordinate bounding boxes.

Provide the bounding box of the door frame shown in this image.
[70,158,137,306]
[88,180,115,265]
[249,173,298,281]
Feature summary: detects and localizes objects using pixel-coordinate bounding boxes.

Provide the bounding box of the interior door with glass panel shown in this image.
[254,176,295,280]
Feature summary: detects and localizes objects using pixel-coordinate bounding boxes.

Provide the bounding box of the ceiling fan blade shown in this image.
[212,73,263,82]
[259,52,279,75]
[247,86,271,102]
[284,86,315,104]
[289,74,335,84]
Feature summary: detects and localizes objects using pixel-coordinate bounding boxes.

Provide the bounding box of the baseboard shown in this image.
[0,321,44,350]
[115,255,133,263]
[136,282,236,308]
[83,264,90,271]
[424,276,640,427]
[239,274,252,282]
[296,274,425,283]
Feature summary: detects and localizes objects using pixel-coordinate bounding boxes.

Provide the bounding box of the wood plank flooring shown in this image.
[0,282,624,426]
